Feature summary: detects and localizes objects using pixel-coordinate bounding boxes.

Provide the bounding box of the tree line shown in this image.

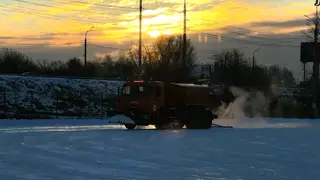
[210,48,296,90]
[0,35,296,89]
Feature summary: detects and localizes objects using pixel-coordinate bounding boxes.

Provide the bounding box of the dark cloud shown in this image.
[42,32,71,36]
[24,46,84,61]
[14,43,51,46]
[213,24,305,44]
[252,18,307,28]
[19,36,54,41]
[0,32,85,42]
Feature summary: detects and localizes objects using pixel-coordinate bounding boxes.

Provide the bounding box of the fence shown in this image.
[0,84,315,119]
[0,87,119,120]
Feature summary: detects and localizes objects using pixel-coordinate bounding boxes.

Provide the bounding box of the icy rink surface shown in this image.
[0,118,320,180]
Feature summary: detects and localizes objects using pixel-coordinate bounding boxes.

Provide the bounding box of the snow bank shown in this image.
[0,75,125,118]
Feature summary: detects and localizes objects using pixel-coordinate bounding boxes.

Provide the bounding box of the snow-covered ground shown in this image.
[0,75,124,117]
[0,117,319,180]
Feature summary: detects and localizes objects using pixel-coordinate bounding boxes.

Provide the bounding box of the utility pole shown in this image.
[138,0,143,79]
[314,0,319,117]
[224,56,227,89]
[84,26,94,68]
[183,0,187,69]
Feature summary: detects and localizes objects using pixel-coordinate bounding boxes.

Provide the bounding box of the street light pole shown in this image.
[252,47,261,69]
[84,26,94,68]
[252,47,261,87]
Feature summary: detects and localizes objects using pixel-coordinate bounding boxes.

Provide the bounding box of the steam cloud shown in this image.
[213,85,313,128]
[213,85,276,128]
[215,86,271,119]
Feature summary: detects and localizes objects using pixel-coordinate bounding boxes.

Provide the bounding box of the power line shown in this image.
[12,0,129,16]
[0,7,105,24]
[46,0,142,10]
[0,4,129,24]
[0,5,63,20]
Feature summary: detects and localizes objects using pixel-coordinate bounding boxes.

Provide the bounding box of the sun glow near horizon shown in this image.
[147,30,174,38]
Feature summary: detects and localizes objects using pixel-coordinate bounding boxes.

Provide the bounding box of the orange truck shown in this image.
[114,80,220,130]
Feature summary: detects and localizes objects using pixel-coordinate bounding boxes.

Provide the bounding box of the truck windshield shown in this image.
[121,84,155,96]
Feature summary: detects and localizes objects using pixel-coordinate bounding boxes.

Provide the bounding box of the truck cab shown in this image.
[115,80,164,128]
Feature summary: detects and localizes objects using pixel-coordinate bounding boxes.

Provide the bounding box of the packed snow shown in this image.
[0,117,319,180]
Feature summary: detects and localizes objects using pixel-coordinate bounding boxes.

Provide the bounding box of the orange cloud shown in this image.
[0,0,316,48]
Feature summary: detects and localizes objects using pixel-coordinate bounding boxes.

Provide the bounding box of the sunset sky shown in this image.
[0,0,317,80]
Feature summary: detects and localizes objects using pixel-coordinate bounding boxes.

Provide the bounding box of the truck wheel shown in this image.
[186,111,212,129]
[124,123,136,130]
[186,120,211,129]
[185,123,194,129]
[155,124,165,130]
[202,118,213,129]
[171,120,185,129]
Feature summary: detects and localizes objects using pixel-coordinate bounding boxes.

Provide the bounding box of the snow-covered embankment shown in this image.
[0,75,124,118]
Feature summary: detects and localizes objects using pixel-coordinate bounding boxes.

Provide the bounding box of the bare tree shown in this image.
[303,11,320,42]
[0,48,37,74]
[141,35,197,82]
[211,48,271,90]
